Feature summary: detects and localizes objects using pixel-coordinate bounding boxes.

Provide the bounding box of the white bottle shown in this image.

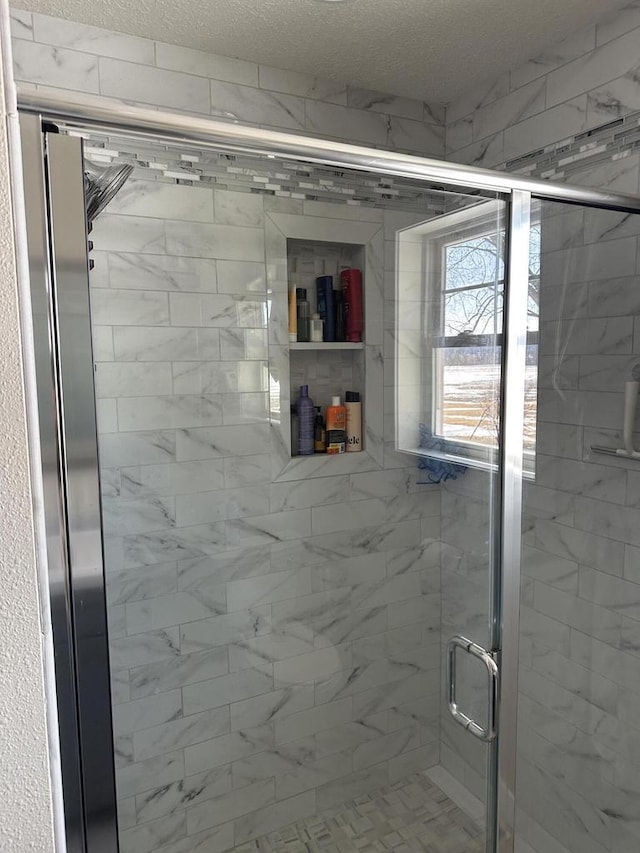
[310,313,324,342]
[345,391,362,452]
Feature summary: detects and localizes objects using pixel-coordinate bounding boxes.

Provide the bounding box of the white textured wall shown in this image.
[0,17,56,853]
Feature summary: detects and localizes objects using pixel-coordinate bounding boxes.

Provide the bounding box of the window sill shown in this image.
[403,446,535,481]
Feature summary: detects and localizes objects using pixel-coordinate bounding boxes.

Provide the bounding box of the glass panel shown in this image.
[515,200,640,853]
[441,230,504,448]
[395,197,508,849]
[396,200,506,461]
[77,127,506,853]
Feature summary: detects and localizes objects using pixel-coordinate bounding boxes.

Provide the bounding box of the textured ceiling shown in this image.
[17,0,630,101]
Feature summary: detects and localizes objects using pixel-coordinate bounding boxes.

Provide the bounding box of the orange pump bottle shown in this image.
[325,396,346,454]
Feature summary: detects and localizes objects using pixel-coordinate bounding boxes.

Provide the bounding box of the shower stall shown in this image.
[18,89,640,853]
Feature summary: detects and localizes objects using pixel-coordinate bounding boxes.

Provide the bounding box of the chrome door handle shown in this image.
[447,635,499,742]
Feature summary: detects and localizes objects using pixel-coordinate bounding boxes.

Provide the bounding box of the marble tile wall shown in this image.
[445,0,640,184]
[436,202,640,852]
[511,203,640,853]
[440,6,640,847]
[290,349,363,417]
[9,8,445,158]
[4,9,451,842]
[90,161,446,853]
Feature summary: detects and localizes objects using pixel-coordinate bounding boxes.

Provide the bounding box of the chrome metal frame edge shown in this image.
[495,190,531,852]
[19,111,86,853]
[45,130,119,853]
[17,86,640,214]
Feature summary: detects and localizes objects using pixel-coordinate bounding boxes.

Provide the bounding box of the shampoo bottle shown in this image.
[297,385,315,455]
[316,275,335,342]
[290,403,299,456]
[296,288,310,342]
[326,395,346,454]
[345,391,362,452]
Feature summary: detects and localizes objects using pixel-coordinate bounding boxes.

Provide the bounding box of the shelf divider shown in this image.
[289,342,364,351]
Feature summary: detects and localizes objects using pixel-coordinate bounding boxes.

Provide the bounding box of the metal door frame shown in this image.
[19,113,119,853]
[493,189,531,850]
[16,91,640,853]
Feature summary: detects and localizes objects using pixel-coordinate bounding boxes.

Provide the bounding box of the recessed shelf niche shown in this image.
[264,208,384,479]
[288,238,365,456]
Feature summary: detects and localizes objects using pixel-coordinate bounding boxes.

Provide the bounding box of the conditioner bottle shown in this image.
[326,395,346,454]
[341,268,363,343]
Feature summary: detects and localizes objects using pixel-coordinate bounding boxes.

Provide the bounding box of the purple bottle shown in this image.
[297,385,315,456]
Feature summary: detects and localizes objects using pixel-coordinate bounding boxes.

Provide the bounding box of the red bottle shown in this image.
[341,269,363,343]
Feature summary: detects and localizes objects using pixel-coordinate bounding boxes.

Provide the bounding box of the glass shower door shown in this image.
[395,196,509,850]
[86,146,511,853]
[23,106,543,853]
[514,200,640,853]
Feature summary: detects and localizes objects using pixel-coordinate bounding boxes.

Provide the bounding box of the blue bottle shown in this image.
[297,385,315,456]
[316,276,335,342]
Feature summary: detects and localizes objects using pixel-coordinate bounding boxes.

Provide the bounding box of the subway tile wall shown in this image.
[4,13,450,846]
[89,155,445,852]
[440,7,640,851]
[445,0,640,185]
[513,203,640,853]
[9,8,445,157]
[432,204,640,852]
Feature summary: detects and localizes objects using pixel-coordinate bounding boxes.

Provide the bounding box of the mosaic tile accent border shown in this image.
[76,108,640,212]
[503,111,640,184]
[70,128,483,216]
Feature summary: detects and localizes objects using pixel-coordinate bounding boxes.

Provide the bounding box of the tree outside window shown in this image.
[435,224,539,451]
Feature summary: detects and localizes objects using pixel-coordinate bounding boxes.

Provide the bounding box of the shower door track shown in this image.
[15,85,640,853]
[17,86,640,214]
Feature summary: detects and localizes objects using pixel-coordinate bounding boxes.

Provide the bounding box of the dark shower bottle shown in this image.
[297,385,315,455]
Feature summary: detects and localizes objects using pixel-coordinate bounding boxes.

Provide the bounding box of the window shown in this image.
[394,199,539,471]
[433,219,539,455]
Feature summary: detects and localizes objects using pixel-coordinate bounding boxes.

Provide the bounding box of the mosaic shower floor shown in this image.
[234,773,483,853]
